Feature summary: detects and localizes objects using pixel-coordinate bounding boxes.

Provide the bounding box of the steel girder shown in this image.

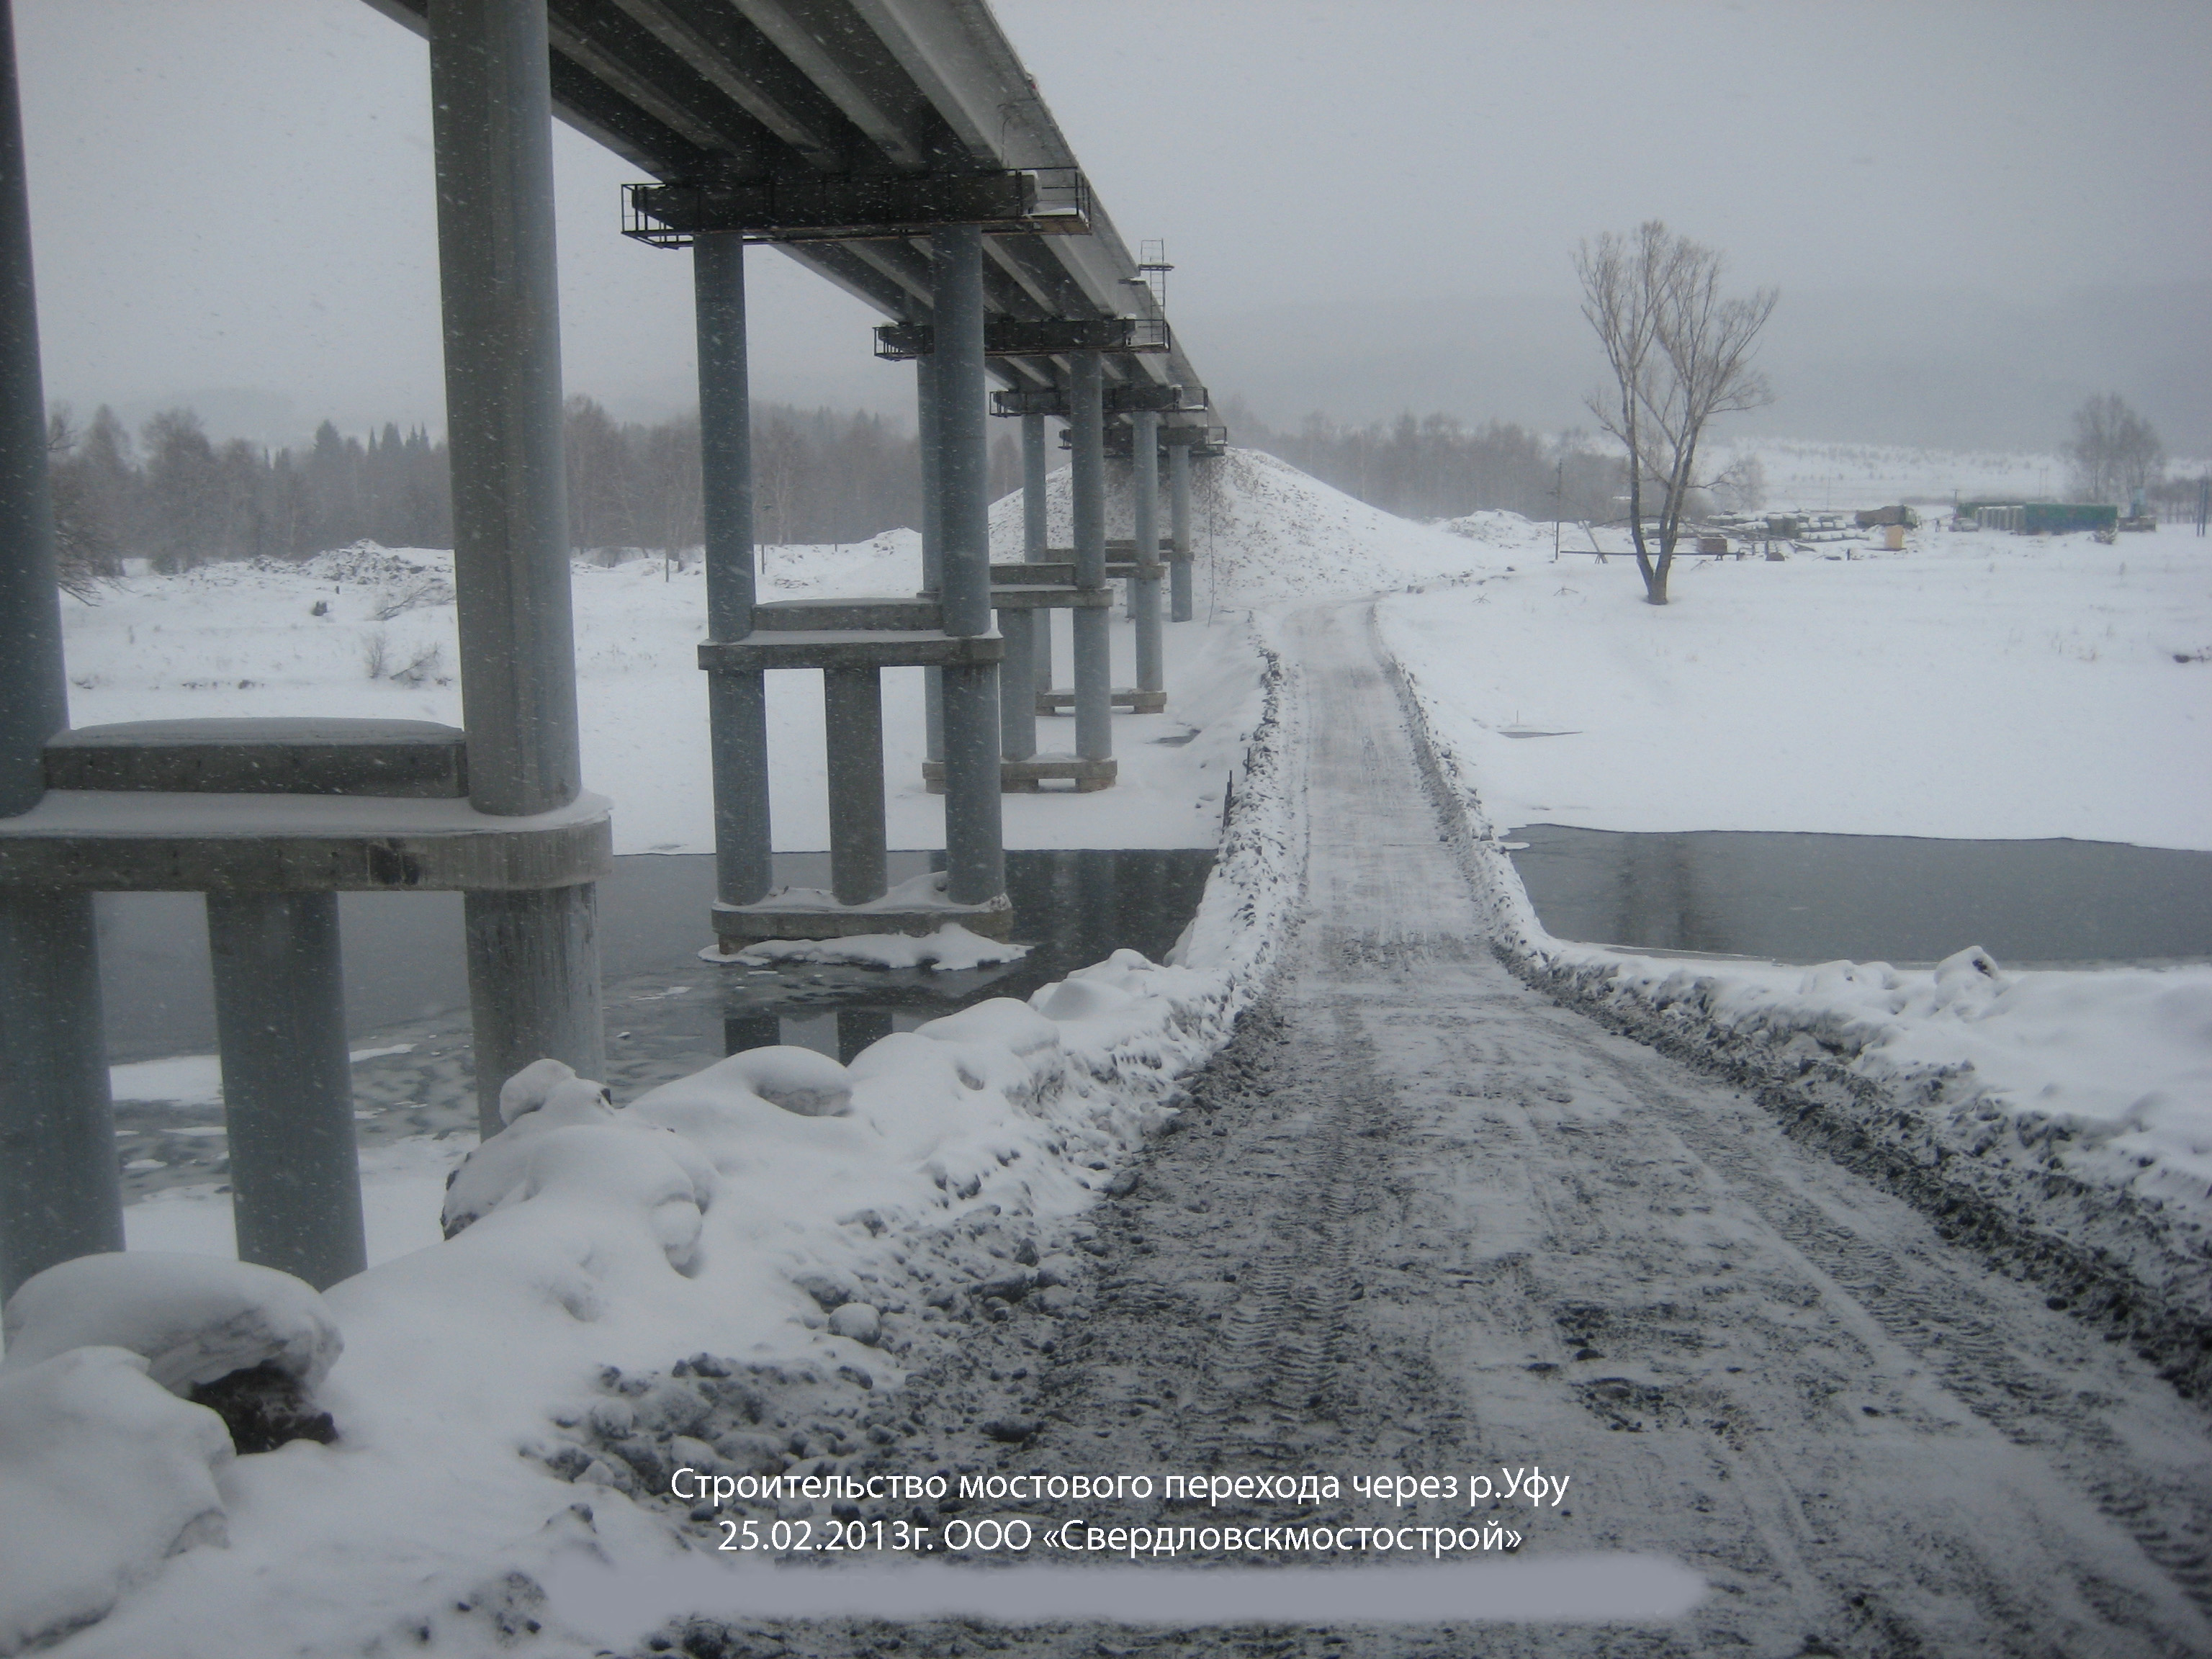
[359,0,1213,433]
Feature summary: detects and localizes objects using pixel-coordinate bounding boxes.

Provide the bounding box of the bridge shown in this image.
[0,0,1222,1300]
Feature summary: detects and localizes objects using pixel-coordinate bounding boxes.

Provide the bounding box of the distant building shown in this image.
[1963,501,2118,535]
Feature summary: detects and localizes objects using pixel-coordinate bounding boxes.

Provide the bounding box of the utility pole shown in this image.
[1552,458,1563,562]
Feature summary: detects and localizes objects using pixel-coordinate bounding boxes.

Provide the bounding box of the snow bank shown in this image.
[1,1253,341,1395]
[0,1348,233,1656]
[989,445,1510,609]
[35,600,1306,1657]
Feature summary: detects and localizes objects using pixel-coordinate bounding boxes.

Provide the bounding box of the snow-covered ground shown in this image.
[1387,520,2211,850]
[1717,436,2211,509]
[1374,515,2212,1326]
[63,534,1262,855]
[9,446,2211,1654]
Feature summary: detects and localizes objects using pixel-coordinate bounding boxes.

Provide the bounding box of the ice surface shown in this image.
[109,1044,421,1108]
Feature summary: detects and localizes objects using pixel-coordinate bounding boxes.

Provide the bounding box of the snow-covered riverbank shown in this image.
[6,472,1318,1657]
[1372,518,2211,1375]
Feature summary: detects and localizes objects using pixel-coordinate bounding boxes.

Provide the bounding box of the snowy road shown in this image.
[676,604,2212,1658]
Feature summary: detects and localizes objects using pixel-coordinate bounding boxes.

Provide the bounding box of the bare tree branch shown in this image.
[1576,221,1776,603]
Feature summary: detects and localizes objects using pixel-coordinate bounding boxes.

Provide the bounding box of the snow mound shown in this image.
[0,1347,233,1657]
[1,1251,342,1395]
[443,1076,719,1246]
[988,446,1513,605]
[1442,508,1554,550]
[499,1056,583,1125]
[633,1045,853,1122]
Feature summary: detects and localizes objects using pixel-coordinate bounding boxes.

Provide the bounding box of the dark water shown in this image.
[95,849,1214,1064]
[1506,824,2212,967]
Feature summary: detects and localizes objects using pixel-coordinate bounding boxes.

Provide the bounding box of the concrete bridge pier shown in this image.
[1131,410,1164,698]
[917,352,945,766]
[693,233,773,912]
[433,0,606,1135]
[823,666,888,904]
[0,894,117,1296]
[1023,410,1051,698]
[998,608,1037,761]
[929,226,1005,908]
[1069,353,1113,768]
[995,405,1040,763]
[1169,441,1195,622]
[0,0,121,1299]
[207,891,365,1288]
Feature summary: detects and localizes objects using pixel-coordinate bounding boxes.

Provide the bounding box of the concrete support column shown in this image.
[930,226,1002,905]
[1069,353,1112,762]
[1001,408,1042,754]
[723,1011,779,1055]
[1131,411,1163,695]
[694,233,770,909]
[1022,410,1051,698]
[916,353,944,763]
[999,610,1035,759]
[1170,442,1194,623]
[429,0,604,1125]
[822,666,887,904]
[207,891,366,1290]
[1119,457,1138,620]
[464,886,601,1138]
[836,1008,894,1066]
[0,891,120,1299]
[0,0,118,1298]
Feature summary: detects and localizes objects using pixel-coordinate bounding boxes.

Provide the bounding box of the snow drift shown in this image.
[989,444,1507,608]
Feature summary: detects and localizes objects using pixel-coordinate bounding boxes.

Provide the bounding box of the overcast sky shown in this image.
[14,0,2210,447]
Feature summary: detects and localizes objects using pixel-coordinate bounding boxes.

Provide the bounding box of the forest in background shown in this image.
[47,389,1653,598]
[46,396,1020,595]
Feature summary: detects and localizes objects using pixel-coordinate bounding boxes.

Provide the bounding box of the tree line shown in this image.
[48,395,1022,595]
[1221,397,1633,527]
[48,406,451,595]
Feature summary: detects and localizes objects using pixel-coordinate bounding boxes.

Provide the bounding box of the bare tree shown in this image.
[2065,393,2163,507]
[1575,221,1776,604]
[45,408,122,599]
[1712,449,1768,513]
